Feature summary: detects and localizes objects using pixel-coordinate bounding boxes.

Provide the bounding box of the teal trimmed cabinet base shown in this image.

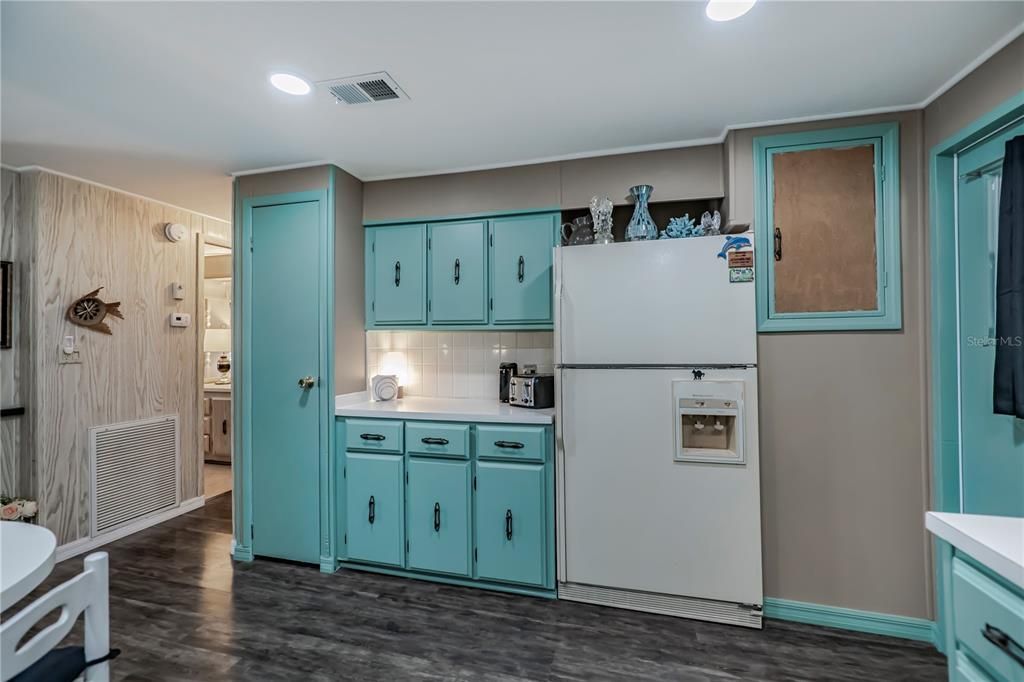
[332,416,557,599]
[764,598,937,644]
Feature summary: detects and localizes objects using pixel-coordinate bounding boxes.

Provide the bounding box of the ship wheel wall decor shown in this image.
[67,287,123,335]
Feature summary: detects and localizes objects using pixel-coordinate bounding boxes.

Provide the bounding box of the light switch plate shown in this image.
[59,349,82,364]
[170,312,191,328]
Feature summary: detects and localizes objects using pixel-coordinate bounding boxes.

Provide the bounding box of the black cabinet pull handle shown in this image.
[394,260,401,287]
[434,502,441,532]
[517,256,525,283]
[360,433,385,441]
[368,496,376,524]
[420,437,450,446]
[983,623,1024,667]
[505,509,513,540]
[454,258,460,285]
[221,420,227,435]
[774,227,782,262]
[494,440,525,449]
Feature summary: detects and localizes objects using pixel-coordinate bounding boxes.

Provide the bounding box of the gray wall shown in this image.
[729,110,931,619]
[362,145,724,222]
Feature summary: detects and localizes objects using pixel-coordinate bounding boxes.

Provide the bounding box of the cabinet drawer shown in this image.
[953,557,1024,682]
[955,651,996,682]
[406,422,470,458]
[345,419,404,453]
[477,425,545,462]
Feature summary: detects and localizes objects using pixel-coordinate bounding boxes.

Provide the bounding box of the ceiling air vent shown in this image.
[319,71,408,105]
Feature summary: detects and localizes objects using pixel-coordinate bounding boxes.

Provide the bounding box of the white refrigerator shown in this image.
[554,236,764,629]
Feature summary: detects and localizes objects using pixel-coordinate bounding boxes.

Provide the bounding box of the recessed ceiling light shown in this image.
[705,0,757,22]
[269,72,311,96]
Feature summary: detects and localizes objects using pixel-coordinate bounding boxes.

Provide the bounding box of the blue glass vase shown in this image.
[625,185,658,241]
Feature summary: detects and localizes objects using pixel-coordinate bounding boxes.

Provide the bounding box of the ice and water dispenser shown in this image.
[672,380,746,465]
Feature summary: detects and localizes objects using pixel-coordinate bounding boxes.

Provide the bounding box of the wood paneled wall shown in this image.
[18,170,228,544]
[1,168,33,498]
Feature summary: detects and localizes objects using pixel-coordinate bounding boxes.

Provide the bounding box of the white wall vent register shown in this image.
[319,71,409,105]
[90,415,181,536]
[673,380,745,465]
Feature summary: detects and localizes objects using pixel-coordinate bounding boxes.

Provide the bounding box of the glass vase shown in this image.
[625,185,658,241]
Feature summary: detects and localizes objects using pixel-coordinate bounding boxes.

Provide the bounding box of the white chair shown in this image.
[0,552,113,682]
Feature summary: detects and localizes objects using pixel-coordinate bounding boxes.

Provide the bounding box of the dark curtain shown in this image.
[994,135,1024,418]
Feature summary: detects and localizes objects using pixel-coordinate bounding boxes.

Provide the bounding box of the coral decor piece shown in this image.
[67,287,123,335]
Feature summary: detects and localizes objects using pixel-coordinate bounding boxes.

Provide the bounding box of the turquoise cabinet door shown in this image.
[475,462,546,586]
[346,452,405,567]
[429,221,487,324]
[490,214,556,324]
[370,224,426,325]
[250,199,322,563]
[406,458,472,576]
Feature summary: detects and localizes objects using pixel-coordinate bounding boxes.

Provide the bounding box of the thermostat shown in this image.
[169,312,191,328]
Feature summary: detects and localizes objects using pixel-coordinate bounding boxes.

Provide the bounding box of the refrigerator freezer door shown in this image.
[558,367,763,606]
[556,237,756,366]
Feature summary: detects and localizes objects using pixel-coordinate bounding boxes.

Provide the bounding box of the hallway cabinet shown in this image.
[365,211,558,330]
[336,416,556,597]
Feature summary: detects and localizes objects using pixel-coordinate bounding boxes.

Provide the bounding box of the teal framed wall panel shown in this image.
[754,122,902,332]
[929,90,1024,653]
[233,188,334,567]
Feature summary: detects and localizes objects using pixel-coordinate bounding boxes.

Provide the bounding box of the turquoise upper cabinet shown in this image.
[345,452,405,567]
[406,458,472,576]
[368,224,427,325]
[490,214,557,325]
[429,221,487,324]
[475,461,547,587]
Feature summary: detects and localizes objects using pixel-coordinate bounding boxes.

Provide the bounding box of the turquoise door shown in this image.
[250,200,322,563]
[475,462,546,586]
[490,215,556,324]
[429,221,487,324]
[370,225,427,325]
[346,452,405,566]
[406,458,472,576]
[957,123,1024,517]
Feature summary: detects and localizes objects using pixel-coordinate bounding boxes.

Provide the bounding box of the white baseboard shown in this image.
[55,496,205,563]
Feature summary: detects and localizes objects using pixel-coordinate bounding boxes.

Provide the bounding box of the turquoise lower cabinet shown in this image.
[475,462,547,587]
[490,214,557,325]
[335,416,555,598]
[939,544,1024,682]
[406,458,472,576]
[345,452,405,567]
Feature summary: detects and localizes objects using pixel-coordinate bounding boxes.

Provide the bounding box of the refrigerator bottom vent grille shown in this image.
[558,582,762,629]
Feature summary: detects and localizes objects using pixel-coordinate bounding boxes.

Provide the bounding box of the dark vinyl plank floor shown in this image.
[15,493,945,681]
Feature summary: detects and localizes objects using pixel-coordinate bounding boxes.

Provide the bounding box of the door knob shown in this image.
[298,376,316,389]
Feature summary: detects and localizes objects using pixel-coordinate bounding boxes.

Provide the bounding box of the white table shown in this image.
[0,520,57,611]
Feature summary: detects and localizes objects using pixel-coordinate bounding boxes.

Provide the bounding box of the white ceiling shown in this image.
[3,1,1022,220]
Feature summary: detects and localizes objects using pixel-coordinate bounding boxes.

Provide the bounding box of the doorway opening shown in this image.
[202,239,233,499]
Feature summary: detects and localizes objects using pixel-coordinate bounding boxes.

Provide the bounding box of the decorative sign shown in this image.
[729,267,754,284]
[728,251,753,269]
[67,287,123,335]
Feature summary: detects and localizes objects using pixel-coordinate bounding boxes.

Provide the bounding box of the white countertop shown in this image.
[926,511,1024,590]
[335,395,554,425]
[203,383,231,393]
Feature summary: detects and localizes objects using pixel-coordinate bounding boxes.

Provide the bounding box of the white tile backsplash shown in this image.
[366,330,554,399]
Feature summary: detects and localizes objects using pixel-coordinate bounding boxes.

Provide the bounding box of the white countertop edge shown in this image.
[334,395,554,425]
[926,511,1024,590]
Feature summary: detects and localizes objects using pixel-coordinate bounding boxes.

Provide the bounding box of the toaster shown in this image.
[508,374,555,409]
